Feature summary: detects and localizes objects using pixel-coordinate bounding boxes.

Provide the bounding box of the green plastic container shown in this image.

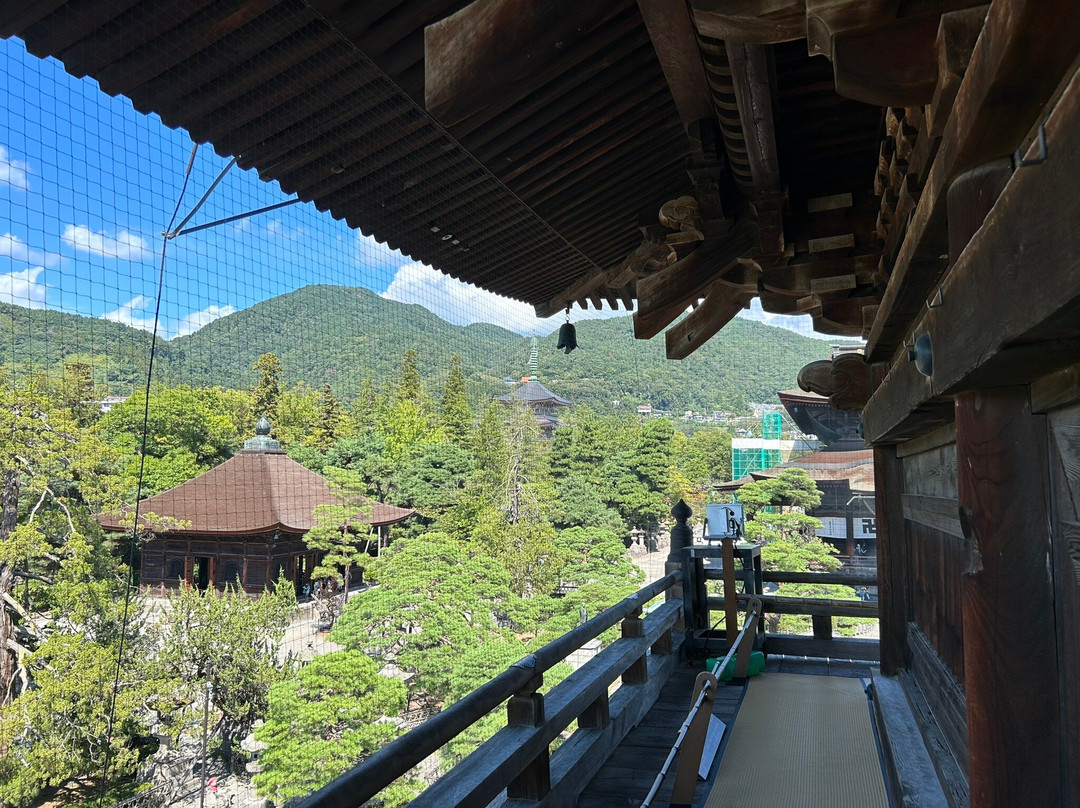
[706,650,765,681]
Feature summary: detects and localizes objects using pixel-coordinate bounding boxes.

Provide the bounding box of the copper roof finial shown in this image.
[255,415,272,435]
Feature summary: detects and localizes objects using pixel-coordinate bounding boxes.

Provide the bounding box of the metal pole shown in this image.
[198,673,212,808]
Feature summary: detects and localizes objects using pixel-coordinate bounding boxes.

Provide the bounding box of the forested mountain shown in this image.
[2,285,833,412]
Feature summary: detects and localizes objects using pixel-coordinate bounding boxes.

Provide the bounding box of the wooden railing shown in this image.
[700,563,880,660]
[297,571,682,808]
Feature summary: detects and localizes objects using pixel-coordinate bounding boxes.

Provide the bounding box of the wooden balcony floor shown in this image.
[575,655,876,808]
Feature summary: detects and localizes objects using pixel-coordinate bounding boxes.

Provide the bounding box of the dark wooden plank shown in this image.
[906,623,967,780]
[896,423,957,458]
[875,445,910,675]
[956,387,1061,806]
[902,494,963,539]
[721,593,878,619]
[725,41,781,194]
[763,635,880,661]
[1031,363,1080,414]
[633,223,757,339]
[871,670,951,808]
[1048,406,1080,808]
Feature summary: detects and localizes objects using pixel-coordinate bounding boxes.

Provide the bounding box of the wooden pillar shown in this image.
[721,537,738,646]
[666,500,693,632]
[184,556,194,588]
[621,608,648,685]
[955,388,1061,806]
[874,444,910,675]
[506,673,549,800]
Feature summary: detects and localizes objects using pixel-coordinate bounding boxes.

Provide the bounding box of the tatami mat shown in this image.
[703,672,888,808]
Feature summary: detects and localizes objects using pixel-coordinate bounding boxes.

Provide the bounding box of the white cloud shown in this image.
[0,146,30,190]
[0,266,47,308]
[103,295,157,332]
[103,296,238,338]
[737,298,822,338]
[381,261,628,335]
[63,224,150,260]
[357,232,407,269]
[0,233,61,267]
[174,304,236,337]
[265,219,306,241]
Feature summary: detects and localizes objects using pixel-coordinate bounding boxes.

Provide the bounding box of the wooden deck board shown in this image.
[576,663,745,807]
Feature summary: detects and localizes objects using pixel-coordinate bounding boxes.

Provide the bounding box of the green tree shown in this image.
[393,442,473,520]
[252,352,283,425]
[96,385,242,496]
[738,467,822,519]
[331,533,514,701]
[394,348,423,406]
[253,651,410,805]
[306,470,374,621]
[309,383,352,451]
[439,354,472,447]
[0,381,145,806]
[151,583,296,759]
[275,382,320,447]
[555,526,643,589]
[352,378,384,430]
[326,434,396,502]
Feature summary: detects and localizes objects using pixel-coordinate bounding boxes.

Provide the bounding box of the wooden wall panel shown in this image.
[900,435,965,684]
[907,521,966,683]
[902,442,958,499]
[1048,405,1080,807]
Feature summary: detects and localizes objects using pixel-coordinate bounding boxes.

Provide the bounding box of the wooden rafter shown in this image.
[864,62,1080,442]
[866,0,1080,363]
[636,0,714,127]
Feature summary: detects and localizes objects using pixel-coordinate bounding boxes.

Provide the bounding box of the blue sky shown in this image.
[0,36,817,341]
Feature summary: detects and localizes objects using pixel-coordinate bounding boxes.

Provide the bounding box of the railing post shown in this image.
[667,499,693,632]
[578,691,611,730]
[812,615,833,641]
[621,607,648,685]
[506,673,550,801]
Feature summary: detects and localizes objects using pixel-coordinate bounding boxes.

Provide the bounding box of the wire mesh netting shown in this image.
[0,15,872,808]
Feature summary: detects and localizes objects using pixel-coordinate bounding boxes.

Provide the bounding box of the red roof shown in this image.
[97,450,413,535]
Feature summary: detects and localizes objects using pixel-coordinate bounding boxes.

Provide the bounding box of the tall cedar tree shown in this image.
[394,348,423,405]
[439,354,472,447]
[310,383,350,451]
[252,352,283,426]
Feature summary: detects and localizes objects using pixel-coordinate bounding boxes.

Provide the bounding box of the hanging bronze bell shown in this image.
[556,322,578,354]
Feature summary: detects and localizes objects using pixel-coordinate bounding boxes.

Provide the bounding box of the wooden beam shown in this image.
[637,0,714,128]
[690,0,804,44]
[634,221,756,339]
[863,65,1080,443]
[926,6,988,138]
[867,0,1080,363]
[724,41,780,194]
[424,0,620,127]
[956,387,1061,806]
[829,13,946,106]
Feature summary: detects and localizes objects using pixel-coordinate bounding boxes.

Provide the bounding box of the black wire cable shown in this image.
[96,142,199,807]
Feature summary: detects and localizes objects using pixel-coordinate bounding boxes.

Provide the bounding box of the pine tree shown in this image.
[310,383,350,451]
[394,348,423,406]
[353,378,383,429]
[252,352,283,426]
[440,354,472,447]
